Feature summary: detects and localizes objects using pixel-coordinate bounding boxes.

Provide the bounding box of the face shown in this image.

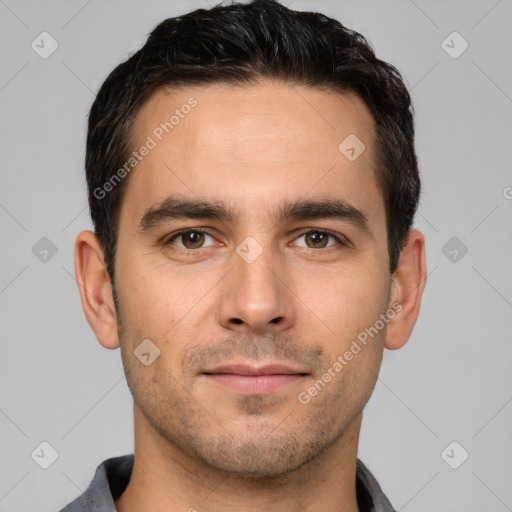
[113,83,392,476]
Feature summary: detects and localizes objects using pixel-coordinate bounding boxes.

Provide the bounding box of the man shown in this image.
[61,0,426,510]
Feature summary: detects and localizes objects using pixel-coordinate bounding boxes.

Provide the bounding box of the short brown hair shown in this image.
[86,0,420,280]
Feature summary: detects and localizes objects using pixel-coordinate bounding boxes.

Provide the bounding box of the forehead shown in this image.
[121,82,384,235]
[134,83,375,163]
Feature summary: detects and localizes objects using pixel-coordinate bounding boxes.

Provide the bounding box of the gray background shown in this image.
[1,0,511,511]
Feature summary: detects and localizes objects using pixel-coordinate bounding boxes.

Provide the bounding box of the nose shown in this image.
[217,245,295,335]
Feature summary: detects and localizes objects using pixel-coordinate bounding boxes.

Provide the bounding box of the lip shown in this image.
[203,363,308,394]
[204,363,307,376]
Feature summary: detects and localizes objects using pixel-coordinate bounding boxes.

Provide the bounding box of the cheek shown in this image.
[114,262,216,368]
[116,256,177,327]
[302,265,389,340]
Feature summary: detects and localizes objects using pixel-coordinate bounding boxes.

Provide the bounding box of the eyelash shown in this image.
[164,228,347,252]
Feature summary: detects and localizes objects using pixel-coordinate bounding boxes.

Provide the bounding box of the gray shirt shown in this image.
[59,454,396,512]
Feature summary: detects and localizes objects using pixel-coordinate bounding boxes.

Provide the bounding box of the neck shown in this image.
[115,404,362,512]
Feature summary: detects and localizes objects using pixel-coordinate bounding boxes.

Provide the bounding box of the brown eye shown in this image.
[304,231,329,248]
[181,231,205,249]
[295,229,344,250]
[166,229,215,250]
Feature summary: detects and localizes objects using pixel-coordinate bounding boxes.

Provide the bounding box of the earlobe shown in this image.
[384,229,427,350]
[74,230,120,350]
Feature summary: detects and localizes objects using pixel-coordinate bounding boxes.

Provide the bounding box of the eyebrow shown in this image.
[137,195,372,236]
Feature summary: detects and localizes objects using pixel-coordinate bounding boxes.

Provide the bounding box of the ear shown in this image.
[74,230,120,350]
[384,229,427,350]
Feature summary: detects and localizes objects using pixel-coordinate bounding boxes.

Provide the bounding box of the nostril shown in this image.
[231,318,243,325]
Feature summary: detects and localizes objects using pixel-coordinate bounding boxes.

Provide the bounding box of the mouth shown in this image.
[202,363,309,394]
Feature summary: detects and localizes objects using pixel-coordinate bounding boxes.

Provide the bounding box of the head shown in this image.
[76,0,426,478]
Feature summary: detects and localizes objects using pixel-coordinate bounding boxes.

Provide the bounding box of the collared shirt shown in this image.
[59,454,396,512]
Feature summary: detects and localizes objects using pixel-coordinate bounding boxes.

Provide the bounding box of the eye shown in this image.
[163,228,346,253]
[293,229,345,250]
[165,229,216,250]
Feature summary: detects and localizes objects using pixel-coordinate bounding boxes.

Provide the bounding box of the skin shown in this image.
[75,82,426,512]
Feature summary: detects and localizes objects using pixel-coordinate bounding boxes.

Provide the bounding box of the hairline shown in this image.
[107,78,391,282]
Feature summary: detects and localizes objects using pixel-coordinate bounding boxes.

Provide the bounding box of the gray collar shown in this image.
[59,454,396,512]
